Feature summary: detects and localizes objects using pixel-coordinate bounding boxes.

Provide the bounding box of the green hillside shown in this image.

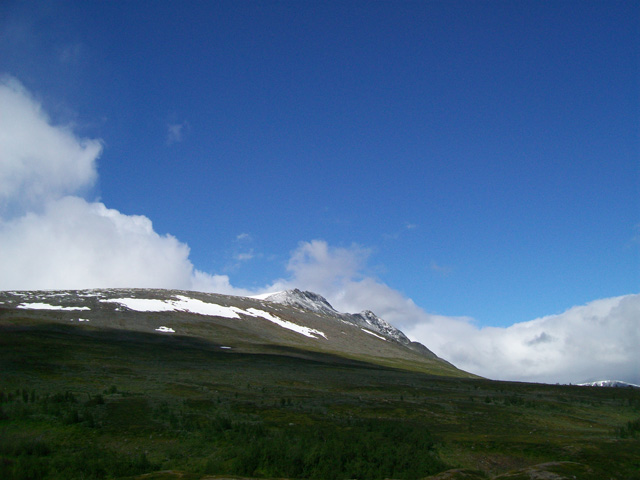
[0,289,471,378]
[0,293,639,479]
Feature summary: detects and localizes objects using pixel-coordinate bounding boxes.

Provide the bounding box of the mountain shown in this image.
[2,288,639,479]
[577,380,640,388]
[252,289,340,317]
[253,289,438,357]
[0,287,469,377]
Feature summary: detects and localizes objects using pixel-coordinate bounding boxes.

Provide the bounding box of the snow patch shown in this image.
[155,326,175,333]
[102,295,326,340]
[103,298,176,312]
[102,296,241,319]
[361,328,387,341]
[245,307,327,339]
[17,303,90,311]
[174,295,243,318]
[250,291,284,300]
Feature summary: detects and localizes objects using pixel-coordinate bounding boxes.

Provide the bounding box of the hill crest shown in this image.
[0,288,471,377]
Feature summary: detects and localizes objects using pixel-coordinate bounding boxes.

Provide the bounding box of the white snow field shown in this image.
[17,303,90,311]
[102,295,326,340]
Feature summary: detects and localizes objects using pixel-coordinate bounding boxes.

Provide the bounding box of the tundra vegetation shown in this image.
[0,310,639,479]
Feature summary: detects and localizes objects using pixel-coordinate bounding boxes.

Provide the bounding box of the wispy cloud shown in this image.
[430,261,452,276]
[166,120,189,145]
[227,232,257,265]
[234,250,254,262]
[382,222,418,241]
[57,43,83,64]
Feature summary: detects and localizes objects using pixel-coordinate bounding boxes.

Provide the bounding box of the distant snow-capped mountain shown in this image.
[578,380,640,388]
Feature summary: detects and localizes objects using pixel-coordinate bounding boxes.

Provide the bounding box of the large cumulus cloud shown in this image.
[0,77,236,293]
[0,196,194,289]
[406,293,640,384]
[267,240,639,385]
[0,77,100,214]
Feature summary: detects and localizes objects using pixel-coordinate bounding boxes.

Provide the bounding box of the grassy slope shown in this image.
[0,317,639,480]
[0,289,470,379]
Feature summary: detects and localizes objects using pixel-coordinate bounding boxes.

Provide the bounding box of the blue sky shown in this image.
[1,1,638,383]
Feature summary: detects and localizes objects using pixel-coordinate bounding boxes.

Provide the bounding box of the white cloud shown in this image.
[0,76,101,215]
[406,294,640,385]
[284,239,371,293]
[190,270,252,296]
[231,233,255,262]
[166,121,189,145]
[0,196,194,289]
[262,240,640,385]
[0,77,242,295]
[265,241,445,331]
[234,251,254,262]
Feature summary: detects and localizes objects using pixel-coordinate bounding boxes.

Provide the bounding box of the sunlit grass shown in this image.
[1,319,639,479]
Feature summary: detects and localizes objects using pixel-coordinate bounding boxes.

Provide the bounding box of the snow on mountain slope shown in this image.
[17,303,90,311]
[5,288,414,346]
[0,288,464,376]
[254,289,434,356]
[252,289,340,317]
[6,290,329,340]
[346,309,411,344]
[103,295,244,318]
[578,380,640,388]
[244,307,326,339]
[103,295,328,339]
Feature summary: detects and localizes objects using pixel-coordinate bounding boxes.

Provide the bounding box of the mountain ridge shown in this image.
[253,289,436,357]
[0,287,471,378]
[251,288,426,348]
[577,380,640,388]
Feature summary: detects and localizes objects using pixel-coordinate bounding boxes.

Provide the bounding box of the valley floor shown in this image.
[1,319,639,479]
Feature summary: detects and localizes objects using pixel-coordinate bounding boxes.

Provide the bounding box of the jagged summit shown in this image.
[347,309,411,344]
[1,287,464,376]
[254,289,435,357]
[252,289,339,317]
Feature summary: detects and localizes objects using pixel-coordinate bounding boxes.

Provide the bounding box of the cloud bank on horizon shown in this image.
[0,77,638,385]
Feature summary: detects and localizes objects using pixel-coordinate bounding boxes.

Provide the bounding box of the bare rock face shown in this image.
[258,289,437,358]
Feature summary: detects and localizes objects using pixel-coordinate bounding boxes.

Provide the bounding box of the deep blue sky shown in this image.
[2,0,638,327]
